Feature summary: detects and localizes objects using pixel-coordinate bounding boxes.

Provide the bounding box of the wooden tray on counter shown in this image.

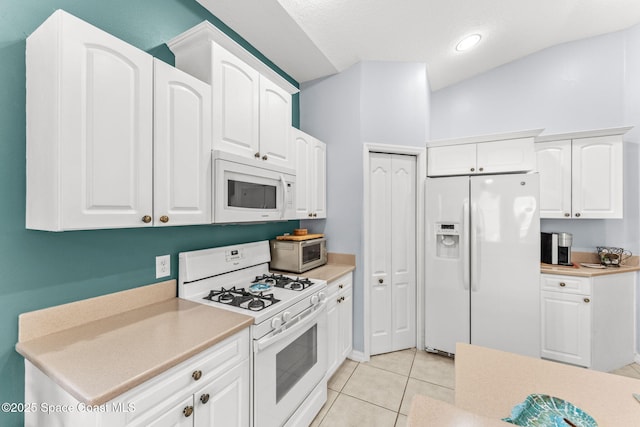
[276,234,324,241]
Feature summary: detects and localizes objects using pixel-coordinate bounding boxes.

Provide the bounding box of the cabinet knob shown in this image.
[183,406,194,417]
[313,213,318,217]
[254,152,261,158]
[378,278,384,284]
[339,284,344,289]
[584,298,591,303]
[559,282,566,287]
[142,215,152,223]
[160,215,169,223]
[262,155,268,161]
[479,167,484,172]
[337,298,342,303]
[308,213,313,217]
[192,370,202,381]
[470,167,475,172]
[575,213,581,218]
[564,213,570,217]
[200,393,210,404]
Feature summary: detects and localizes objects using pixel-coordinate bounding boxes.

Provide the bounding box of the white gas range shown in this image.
[178,241,328,427]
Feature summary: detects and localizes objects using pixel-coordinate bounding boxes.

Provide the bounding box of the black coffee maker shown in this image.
[541,232,573,265]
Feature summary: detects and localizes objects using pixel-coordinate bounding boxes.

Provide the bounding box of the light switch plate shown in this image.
[156,255,170,278]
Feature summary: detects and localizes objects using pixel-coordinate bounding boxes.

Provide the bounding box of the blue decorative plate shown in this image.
[502,394,597,427]
[249,283,272,293]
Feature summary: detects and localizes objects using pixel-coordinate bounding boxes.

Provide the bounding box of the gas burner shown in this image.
[247,298,265,311]
[281,277,314,291]
[204,286,280,311]
[252,274,315,291]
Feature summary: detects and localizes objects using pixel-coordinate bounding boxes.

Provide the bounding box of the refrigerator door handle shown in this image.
[470,202,480,292]
[462,200,470,290]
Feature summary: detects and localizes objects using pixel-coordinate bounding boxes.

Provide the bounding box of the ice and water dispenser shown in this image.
[435,223,460,259]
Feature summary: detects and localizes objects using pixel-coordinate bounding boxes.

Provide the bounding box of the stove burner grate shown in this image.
[252,274,315,291]
[203,286,280,311]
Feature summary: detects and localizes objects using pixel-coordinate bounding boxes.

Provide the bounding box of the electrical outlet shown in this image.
[156,255,170,278]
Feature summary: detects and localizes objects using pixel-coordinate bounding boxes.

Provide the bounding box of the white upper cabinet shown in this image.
[293,129,326,219]
[211,43,260,160]
[26,10,153,231]
[535,127,629,219]
[427,130,540,177]
[535,140,572,218]
[153,59,212,226]
[168,24,298,170]
[572,136,623,218]
[259,76,293,169]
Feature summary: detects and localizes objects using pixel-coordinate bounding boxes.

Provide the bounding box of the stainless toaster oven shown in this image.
[269,238,327,273]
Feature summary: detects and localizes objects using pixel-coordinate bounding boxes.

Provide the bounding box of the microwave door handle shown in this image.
[280,174,287,219]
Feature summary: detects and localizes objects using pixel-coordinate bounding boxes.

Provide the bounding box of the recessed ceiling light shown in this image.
[456,34,482,52]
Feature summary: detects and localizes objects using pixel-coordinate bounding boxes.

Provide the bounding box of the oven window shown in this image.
[276,324,317,403]
[228,180,277,209]
[302,244,321,264]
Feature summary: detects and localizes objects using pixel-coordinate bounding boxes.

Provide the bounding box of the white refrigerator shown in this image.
[424,173,540,358]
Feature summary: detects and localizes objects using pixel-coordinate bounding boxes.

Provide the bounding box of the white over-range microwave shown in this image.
[214,151,296,223]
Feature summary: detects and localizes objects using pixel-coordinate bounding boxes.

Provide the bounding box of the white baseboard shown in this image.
[348,349,367,363]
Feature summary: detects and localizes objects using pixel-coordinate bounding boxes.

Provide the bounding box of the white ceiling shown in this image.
[196,0,640,90]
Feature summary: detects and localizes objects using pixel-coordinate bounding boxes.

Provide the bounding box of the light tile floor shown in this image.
[311,348,640,427]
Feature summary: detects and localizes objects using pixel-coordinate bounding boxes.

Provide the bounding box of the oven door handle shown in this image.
[255,303,326,353]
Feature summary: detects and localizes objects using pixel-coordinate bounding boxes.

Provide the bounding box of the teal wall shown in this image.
[0,1,299,425]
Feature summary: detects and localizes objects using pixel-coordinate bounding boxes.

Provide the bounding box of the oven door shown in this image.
[253,304,327,427]
[214,155,295,223]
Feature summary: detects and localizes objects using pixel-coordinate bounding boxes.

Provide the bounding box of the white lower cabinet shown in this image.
[325,272,353,379]
[24,329,250,427]
[540,273,635,371]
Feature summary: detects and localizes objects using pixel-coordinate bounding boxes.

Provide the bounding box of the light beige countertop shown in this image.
[454,343,640,425]
[272,252,356,283]
[541,251,640,277]
[15,280,253,406]
[408,395,511,426]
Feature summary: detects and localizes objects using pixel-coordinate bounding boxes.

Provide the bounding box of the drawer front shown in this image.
[540,274,591,295]
[327,272,353,296]
[121,328,249,423]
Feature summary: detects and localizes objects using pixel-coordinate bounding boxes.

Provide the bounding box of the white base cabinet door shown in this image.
[26,10,153,231]
[153,59,212,226]
[541,289,591,367]
[325,273,353,379]
[540,273,634,371]
[294,129,327,219]
[24,329,250,427]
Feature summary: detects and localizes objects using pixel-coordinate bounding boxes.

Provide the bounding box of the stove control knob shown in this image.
[310,294,319,305]
[271,316,283,329]
[282,311,292,323]
[317,292,327,303]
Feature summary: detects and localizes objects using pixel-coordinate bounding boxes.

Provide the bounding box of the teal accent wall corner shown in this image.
[0,1,299,425]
